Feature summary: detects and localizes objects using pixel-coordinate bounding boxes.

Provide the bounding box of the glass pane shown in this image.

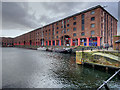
[82,25,84,30]
[91,24,93,27]
[91,31,95,35]
[91,11,95,14]
[81,32,85,36]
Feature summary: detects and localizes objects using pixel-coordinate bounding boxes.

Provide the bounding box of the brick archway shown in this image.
[60,35,71,46]
[30,40,32,45]
[24,41,26,45]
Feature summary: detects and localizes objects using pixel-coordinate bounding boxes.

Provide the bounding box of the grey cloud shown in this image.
[38,2,119,35]
[45,2,118,23]
[0,2,2,27]
[2,2,39,31]
[118,1,120,26]
[41,2,86,15]
[38,14,54,25]
[42,2,75,13]
[37,2,89,25]
[116,1,120,35]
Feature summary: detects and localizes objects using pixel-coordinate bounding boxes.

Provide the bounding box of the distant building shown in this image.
[2,5,118,47]
[0,37,14,47]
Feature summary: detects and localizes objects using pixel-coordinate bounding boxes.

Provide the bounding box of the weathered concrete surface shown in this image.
[76,50,120,68]
[92,53,120,62]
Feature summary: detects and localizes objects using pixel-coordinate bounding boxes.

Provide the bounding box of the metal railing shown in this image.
[97,69,120,90]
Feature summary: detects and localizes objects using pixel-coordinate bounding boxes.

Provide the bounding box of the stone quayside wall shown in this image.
[76,50,120,69]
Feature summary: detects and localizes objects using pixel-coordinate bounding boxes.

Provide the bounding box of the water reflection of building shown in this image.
[2,5,118,47]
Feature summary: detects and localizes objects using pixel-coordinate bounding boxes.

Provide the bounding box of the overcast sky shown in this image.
[1,1,120,37]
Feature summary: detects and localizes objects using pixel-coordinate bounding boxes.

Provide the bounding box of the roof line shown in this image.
[34,5,117,31]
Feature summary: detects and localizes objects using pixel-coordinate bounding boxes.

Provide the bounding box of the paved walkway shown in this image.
[92,52,120,62]
[101,47,120,52]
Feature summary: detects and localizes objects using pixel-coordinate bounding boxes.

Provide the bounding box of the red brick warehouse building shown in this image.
[0,37,14,47]
[14,5,118,47]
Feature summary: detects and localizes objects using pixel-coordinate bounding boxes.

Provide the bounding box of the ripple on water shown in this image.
[2,48,120,88]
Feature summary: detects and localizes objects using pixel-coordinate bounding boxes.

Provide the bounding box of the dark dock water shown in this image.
[2,47,120,88]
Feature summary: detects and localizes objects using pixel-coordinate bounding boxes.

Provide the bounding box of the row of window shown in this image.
[36,12,95,35]
[37,24,95,36]
[56,22,76,29]
[56,17,95,30]
[81,14,85,31]
[56,28,77,34]
[56,11,95,25]
[56,17,76,26]
[49,31,94,39]
[36,30,95,40]
[56,24,95,33]
[37,11,95,31]
[73,31,95,37]
[47,31,95,39]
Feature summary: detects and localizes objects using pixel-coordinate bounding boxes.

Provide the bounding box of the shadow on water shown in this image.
[2,47,120,88]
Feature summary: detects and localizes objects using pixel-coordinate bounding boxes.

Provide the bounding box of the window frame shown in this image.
[67,19,69,22]
[91,24,95,28]
[73,22,76,25]
[73,33,76,37]
[73,17,76,20]
[67,29,69,32]
[91,31,95,35]
[67,24,69,27]
[91,17,95,21]
[81,32,85,36]
[91,11,95,15]
[73,27,76,31]
[56,31,58,34]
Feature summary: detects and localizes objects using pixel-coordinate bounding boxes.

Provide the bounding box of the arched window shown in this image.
[81,32,85,36]
[91,31,95,35]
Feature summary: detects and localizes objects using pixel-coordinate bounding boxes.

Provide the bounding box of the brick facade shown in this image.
[0,37,14,47]
[3,5,118,47]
